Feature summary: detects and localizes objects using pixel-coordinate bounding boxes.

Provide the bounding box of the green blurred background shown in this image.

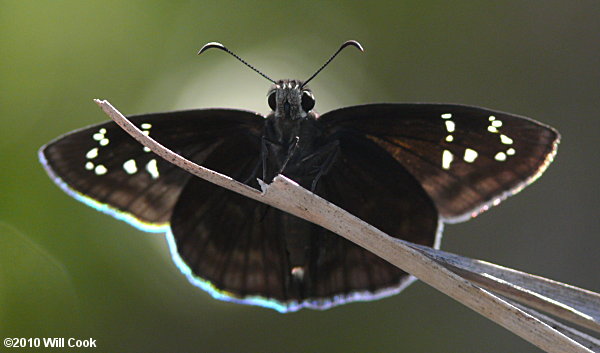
[1,1,598,352]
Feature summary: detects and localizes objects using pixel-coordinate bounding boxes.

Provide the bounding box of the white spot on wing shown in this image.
[291,266,305,280]
[141,123,152,129]
[487,126,498,133]
[464,148,478,163]
[495,152,507,161]
[123,159,138,174]
[146,159,159,179]
[445,121,455,133]
[99,138,109,146]
[441,113,452,119]
[500,134,513,145]
[442,150,454,170]
[491,120,503,128]
[445,135,454,142]
[507,148,516,155]
[85,161,94,170]
[86,147,98,159]
[143,146,151,152]
[93,128,106,141]
[94,164,108,175]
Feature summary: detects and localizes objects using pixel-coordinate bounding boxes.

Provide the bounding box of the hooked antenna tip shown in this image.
[196,41,276,83]
[198,42,226,55]
[301,39,365,87]
[342,40,364,52]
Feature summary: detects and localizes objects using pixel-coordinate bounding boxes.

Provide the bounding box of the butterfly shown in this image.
[39,40,559,312]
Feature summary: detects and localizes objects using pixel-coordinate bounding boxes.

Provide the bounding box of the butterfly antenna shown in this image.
[302,40,364,87]
[198,42,276,84]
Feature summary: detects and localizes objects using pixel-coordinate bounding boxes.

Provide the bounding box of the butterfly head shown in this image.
[267,79,315,121]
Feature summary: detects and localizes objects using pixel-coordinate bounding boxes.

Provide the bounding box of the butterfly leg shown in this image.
[261,136,269,182]
[302,140,340,192]
[278,136,300,175]
[261,135,301,183]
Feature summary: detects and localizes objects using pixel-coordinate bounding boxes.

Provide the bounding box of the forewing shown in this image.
[320,104,559,222]
[40,109,264,230]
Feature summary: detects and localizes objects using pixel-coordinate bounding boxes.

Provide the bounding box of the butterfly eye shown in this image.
[301,91,315,112]
[268,91,277,111]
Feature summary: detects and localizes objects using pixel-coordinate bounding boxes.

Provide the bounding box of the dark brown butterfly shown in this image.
[39,40,559,312]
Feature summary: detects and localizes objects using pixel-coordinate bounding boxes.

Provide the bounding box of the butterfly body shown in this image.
[40,72,558,312]
[260,80,325,296]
